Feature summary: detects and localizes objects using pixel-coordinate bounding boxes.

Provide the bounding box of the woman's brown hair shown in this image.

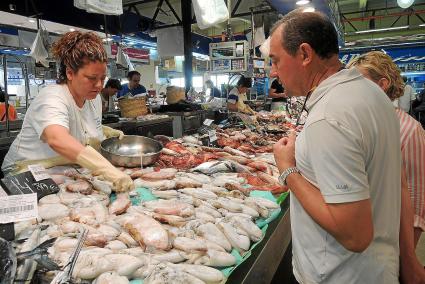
[51,31,108,84]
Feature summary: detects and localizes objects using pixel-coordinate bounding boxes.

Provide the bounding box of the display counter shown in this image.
[104,117,173,137]
[227,196,292,284]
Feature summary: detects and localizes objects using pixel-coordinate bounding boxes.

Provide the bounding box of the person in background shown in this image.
[396,76,416,113]
[1,31,133,192]
[101,78,122,112]
[413,83,425,127]
[268,78,287,111]
[205,79,222,101]
[0,87,17,121]
[271,10,402,283]
[347,51,425,284]
[227,76,255,114]
[117,70,146,98]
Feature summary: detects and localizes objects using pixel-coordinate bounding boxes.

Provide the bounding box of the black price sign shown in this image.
[0,171,60,200]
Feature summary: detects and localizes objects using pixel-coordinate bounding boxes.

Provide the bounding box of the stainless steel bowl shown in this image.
[100,135,163,167]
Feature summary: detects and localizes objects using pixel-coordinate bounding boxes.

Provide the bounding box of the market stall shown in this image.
[0,110,295,283]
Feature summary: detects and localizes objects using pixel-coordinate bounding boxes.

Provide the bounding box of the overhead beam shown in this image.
[231,0,243,17]
[123,0,159,7]
[164,0,182,23]
[416,13,425,23]
[390,15,402,27]
[342,9,425,22]
[152,0,165,22]
[233,9,274,18]
[342,3,425,16]
[341,14,358,31]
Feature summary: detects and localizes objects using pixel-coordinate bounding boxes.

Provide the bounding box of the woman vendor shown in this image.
[227,76,256,115]
[1,31,133,192]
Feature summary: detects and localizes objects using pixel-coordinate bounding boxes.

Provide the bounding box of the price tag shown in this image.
[203,119,214,126]
[0,193,38,224]
[27,164,50,181]
[208,130,217,142]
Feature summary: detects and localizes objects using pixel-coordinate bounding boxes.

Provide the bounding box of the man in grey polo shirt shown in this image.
[270,10,401,284]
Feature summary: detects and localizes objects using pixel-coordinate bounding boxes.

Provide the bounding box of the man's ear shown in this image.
[299,43,314,66]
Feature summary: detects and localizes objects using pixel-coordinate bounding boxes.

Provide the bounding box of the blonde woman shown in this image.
[348,51,425,283]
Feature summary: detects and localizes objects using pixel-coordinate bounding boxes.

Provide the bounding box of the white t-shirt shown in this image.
[293,68,401,284]
[2,84,103,170]
[397,84,416,112]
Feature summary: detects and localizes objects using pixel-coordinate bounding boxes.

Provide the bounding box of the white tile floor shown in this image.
[416,235,425,265]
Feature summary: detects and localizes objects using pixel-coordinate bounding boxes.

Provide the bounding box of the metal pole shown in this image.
[250,7,255,57]
[20,60,30,110]
[2,55,10,133]
[181,0,192,94]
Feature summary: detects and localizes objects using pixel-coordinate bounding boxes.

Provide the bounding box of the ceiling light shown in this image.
[296,0,310,5]
[397,0,414,9]
[28,18,35,23]
[420,24,425,27]
[303,7,315,13]
[355,26,409,34]
[69,28,75,32]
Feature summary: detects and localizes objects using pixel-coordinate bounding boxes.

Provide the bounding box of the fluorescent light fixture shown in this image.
[296,0,310,5]
[69,28,75,32]
[397,0,414,9]
[355,26,408,34]
[401,71,425,76]
[420,24,425,27]
[28,18,35,23]
[303,7,315,12]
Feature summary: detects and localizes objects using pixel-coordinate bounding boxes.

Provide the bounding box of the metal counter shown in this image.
[164,110,207,138]
[104,117,174,138]
[227,195,292,284]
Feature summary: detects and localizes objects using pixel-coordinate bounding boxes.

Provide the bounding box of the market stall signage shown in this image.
[340,46,425,64]
[111,45,150,63]
[0,171,59,200]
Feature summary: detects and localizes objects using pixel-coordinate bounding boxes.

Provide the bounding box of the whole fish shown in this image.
[191,161,233,174]
[0,238,16,284]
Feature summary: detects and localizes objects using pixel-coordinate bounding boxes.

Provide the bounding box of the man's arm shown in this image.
[286,171,373,252]
[227,102,238,112]
[269,87,286,99]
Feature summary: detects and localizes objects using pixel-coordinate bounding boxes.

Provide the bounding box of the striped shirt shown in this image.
[396,108,425,231]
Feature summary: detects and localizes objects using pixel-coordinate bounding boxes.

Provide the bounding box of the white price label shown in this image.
[203,119,214,126]
[208,130,217,142]
[27,164,51,181]
[0,193,38,224]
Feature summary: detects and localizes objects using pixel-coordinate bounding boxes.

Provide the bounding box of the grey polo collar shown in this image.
[305,68,363,112]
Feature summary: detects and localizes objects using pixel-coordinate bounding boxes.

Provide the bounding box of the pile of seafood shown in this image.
[154,131,285,174]
[9,134,285,283]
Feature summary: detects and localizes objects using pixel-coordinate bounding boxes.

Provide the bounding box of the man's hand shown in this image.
[273,131,296,173]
